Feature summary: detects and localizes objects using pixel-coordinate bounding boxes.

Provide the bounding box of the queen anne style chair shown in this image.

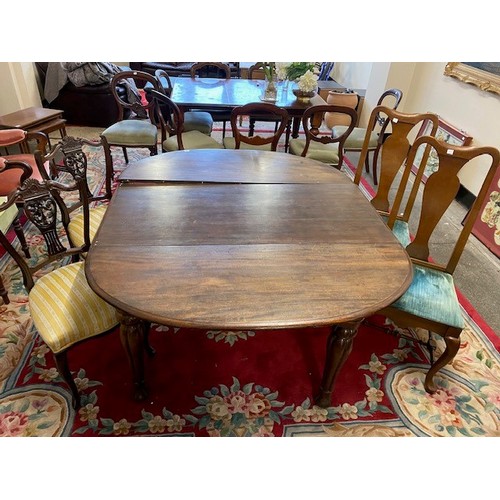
[152,69,214,136]
[332,88,403,184]
[223,102,289,151]
[34,135,114,248]
[0,158,119,409]
[288,104,357,169]
[375,136,500,393]
[100,70,160,168]
[189,62,233,138]
[146,89,223,152]
[353,107,439,246]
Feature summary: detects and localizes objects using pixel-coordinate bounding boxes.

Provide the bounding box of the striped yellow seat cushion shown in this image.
[68,205,107,247]
[29,262,119,353]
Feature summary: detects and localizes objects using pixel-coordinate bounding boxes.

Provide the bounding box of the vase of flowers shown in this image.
[262,62,278,101]
[276,62,319,103]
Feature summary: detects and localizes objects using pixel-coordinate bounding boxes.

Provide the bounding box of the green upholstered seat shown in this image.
[183,111,214,135]
[332,126,378,150]
[288,138,340,165]
[392,264,464,329]
[101,120,157,146]
[380,215,411,248]
[222,137,273,151]
[162,130,223,152]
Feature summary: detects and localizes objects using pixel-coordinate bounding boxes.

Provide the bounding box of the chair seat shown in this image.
[163,130,223,152]
[0,155,47,196]
[101,120,158,146]
[332,126,378,150]
[222,137,273,151]
[380,215,412,248]
[68,205,108,247]
[391,264,464,329]
[289,138,340,165]
[184,111,214,135]
[29,261,119,354]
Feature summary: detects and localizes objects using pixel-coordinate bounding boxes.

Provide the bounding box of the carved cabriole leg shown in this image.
[143,321,156,357]
[54,351,81,410]
[424,329,461,393]
[148,145,158,157]
[315,319,363,408]
[117,310,148,401]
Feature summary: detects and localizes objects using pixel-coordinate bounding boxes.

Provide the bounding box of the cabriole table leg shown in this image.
[315,319,363,408]
[117,310,148,401]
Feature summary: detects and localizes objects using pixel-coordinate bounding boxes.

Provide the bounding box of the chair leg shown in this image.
[122,147,129,163]
[222,121,227,139]
[424,331,461,393]
[54,351,81,410]
[148,145,158,156]
[0,274,9,305]
[12,214,30,258]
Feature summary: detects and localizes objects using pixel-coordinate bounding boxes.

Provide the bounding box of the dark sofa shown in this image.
[35,62,130,128]
[130,62,241,81]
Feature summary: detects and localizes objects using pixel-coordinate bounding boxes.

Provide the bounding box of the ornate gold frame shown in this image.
[444,62,500,95]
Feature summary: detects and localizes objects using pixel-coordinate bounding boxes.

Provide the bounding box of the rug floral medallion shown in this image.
[1,143,499,437]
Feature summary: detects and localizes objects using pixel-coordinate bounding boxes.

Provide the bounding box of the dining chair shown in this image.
[332,88,403,184]
[100,70,160,168]
[246,63,285,136]
[223,102,289,151]
[0,158,119,408]
[353,107,439,246]
[152,69,214,136]
[146,89,223,152]
[288,104,357,169]
[374,135,500,393]
[34,135,114,248]
[0,128,50,258]
[189,62,233,138]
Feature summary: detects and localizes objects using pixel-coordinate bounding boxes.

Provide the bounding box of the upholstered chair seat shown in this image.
[68,205,108,247]
[101,120,158,146]
[183,111,214,135]
[391,264,463,329]
[332,126,378,149]
[29,262,119,353]
[162,130,223,152]
[289,138,340,164]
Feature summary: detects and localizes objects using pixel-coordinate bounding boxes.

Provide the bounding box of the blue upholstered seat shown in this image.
[391,264,464,329]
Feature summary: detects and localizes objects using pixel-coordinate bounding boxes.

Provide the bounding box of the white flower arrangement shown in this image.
[275,62,291,80]
[297,70,319,92]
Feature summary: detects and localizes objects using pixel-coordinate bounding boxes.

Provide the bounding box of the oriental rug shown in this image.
[0,137,499,437]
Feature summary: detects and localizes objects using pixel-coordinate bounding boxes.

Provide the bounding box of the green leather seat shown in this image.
[162,130,223,152]
[101,120,157,146]
[223,137,273,151]
[288,138,340,165]
[332,126,378,150]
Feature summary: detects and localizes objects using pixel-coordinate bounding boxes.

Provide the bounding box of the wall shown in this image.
[0,62,41,114]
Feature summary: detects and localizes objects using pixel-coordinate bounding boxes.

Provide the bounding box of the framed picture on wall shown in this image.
[411,117,473,183]
[471,166,500,258]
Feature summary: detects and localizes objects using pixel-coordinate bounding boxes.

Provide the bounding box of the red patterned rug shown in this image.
[0,144,499,438]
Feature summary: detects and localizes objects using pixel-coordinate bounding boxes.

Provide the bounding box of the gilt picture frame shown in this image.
[411,116,472,183]
[444,62,500,95]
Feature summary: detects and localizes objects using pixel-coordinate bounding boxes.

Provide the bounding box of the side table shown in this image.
[0,106,66,151]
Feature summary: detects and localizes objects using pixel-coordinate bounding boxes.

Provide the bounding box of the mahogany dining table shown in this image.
[169,76,327,147]
[85,149,413,407]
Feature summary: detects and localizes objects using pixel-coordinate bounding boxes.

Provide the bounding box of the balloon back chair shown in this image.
[146,89,223,152]
[0,159,119,409]
[189,62,232,138]
[289,104,357,169]
[100,70,161,169]
[223,102,289,151]
[151,69,214,136]
[374,136,500,393]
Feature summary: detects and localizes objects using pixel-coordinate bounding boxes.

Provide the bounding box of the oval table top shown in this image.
[87,150,412,330]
